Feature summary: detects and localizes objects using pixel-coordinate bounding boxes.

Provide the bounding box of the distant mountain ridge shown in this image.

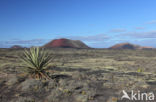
[43,38,90,48]
[9,39,154,49]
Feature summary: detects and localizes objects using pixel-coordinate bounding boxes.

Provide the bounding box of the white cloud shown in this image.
[120,31,156,38]
[58,34,110,42]
[146,20,156,24]
[109,28,126,33]
[0,39,50,48]
[135,27,145,30]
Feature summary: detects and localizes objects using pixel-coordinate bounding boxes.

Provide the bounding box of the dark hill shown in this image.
[110,43,153,49]
[11,45,23,49]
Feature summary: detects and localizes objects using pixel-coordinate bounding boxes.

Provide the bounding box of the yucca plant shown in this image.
[21,47,52,79]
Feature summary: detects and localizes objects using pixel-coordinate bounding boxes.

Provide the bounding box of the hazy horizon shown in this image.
[1,0,156,48]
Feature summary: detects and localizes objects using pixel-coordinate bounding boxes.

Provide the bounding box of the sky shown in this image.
[0,0,156,48]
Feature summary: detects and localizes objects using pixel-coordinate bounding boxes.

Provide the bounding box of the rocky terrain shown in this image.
[1,48,156,102]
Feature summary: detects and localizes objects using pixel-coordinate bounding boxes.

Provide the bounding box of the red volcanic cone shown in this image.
[43,38,90,48]
[110,43,153,49]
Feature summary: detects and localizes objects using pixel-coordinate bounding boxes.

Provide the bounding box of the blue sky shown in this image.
[0,0,156,48]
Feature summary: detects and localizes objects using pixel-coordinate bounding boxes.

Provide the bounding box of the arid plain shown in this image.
[1,48,156,102]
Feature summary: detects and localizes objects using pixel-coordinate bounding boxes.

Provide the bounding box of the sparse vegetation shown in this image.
[1,48,156,102]
[21,47,52,79]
